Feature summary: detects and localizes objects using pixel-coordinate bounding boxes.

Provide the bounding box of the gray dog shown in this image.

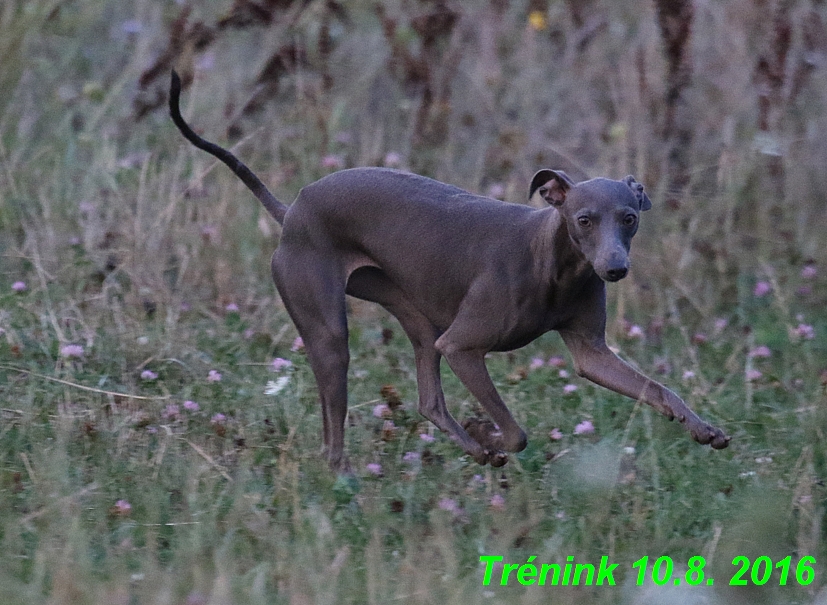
[170,71,729,471]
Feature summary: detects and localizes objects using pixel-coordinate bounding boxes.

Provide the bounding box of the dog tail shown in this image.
[169,70,288,225]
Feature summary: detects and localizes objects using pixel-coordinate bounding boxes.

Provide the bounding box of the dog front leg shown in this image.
[560,331,730,449]
[435,337,528,463]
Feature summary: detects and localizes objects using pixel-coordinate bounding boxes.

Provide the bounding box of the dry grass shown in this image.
[0,0,826,603]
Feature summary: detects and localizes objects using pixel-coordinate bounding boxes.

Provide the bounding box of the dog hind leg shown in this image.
[272,250,351,471]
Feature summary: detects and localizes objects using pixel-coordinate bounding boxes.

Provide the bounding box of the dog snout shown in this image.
[599,249,629,282]
[605,266,628,281]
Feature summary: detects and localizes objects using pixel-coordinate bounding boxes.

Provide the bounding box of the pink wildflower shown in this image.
[373,403,391,419]
[682,370,696,380]
[383,151,402,168]
[11,281,27,292]
[321,154,344,170]
[210,413,226,424]
[549,427,563,440]
[558,369,570,378]
[801,264,817,280]
[573,419,595,435]
[141,370,158,381]
[271,357,293,371]
[291,336,304,352]
[438,497,459,512]
[111,499,132,516]
[402,451,420,463]
[486,183,506,199]
[225,303,239,312]
[490,494,506,510]
[627,325,644,339]
[753,281,772,297]
[563,383,578,394]
[162,404,180,420]
[746,369,763,381]
[749,345,771,358]
[366,462,383,476]
[793,323,815,340]
[207,369,222,382]
[419,433,435,443]
[529,357,545,370]
[547,356,567,368]
[714,318,728,332]
[60,344,84,358]
[183,400,200,412]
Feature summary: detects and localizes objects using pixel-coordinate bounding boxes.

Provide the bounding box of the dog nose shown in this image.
[606,267,628,281]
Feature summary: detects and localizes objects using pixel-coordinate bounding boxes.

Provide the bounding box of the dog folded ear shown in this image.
[622,175,652,211]
[529,170,575,206]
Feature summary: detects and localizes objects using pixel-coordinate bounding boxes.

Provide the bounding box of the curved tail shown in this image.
[169,70,288,225]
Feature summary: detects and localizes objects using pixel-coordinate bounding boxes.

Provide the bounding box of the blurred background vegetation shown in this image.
[0,0,826,603]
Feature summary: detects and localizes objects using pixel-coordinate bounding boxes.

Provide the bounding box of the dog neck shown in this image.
[530,208,595,288]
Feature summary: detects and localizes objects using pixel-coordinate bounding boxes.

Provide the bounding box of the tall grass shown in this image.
[0,0,826,603]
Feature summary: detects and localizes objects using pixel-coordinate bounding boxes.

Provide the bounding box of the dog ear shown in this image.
[622,175,652,211]
[529,170,575,206]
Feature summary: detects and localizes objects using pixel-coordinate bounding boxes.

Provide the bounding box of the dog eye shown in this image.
[577,216,591,227]
[623,214,637,227]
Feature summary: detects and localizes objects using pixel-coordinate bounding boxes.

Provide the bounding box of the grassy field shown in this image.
[1,0,826,603]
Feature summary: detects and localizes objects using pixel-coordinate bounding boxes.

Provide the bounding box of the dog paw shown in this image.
[487,450,509,467]
[691,423,731,449]
[462,418,505,450]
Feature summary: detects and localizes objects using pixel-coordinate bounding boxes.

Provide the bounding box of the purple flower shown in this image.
[383,152,402,168]
[801,264,817,280]
[183,400,200,412]
[486,183,506,199]
[490,494,505,510]
[402,451,420,463]
[225,303,239,312]
[373,403,391,419]
[210,413,226,425]
[749,345,771,358]
[141,370,158,381]
[547,356,567,368]
[366,462,382,476]
[714,318,728,333]
[692,332,708,344]
[558,369,570,379]
[291,337,304,352]
[438,497,459,513]
[11,281,27,292]
[321,154,344,170]
[529,357,545,370]
[111,499,132,516]
[60,344,84,358]
[419,433,435,443]
[753,281,772,297]
[207,369,222,382]
[549,427,563,440]
[793,323,815,340]
[573,419,595,435]
[161,404,180,420]
[627,325,644,339]
[271,357,293,372]
[563,383,578,394]
[746,369,763,381]
[682,370,696,381]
